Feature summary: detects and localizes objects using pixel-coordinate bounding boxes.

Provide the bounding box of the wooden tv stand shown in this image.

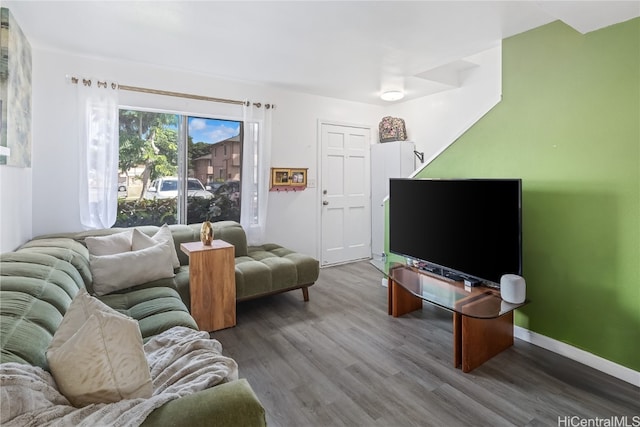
[384,264,526,372]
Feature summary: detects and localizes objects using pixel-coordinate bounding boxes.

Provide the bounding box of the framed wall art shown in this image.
[0,8,32,168]
[270,167,307,191]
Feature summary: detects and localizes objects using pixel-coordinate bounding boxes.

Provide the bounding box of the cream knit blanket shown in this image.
[0,326,238,426]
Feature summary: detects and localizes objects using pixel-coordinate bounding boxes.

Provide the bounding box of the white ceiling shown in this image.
[5,1,640,105]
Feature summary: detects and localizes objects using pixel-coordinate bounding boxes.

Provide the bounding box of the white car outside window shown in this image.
[144,177,213,200]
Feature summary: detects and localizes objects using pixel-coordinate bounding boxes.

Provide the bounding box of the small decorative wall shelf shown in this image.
[270,168,307,191]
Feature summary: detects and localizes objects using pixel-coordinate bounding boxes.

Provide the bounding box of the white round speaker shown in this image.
[500,274,526,304]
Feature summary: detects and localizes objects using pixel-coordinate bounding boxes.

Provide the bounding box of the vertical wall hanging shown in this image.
[0,7,32,167]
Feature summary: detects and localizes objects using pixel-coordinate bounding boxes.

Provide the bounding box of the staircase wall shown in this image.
[406,19,640,374]
[381,44,502,175]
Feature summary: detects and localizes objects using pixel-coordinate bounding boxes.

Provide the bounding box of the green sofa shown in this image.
[1,220,319,425]
[0,222,276,426]
[32,220,320,309]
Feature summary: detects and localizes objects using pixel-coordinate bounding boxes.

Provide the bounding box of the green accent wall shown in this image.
[390,19,640,371]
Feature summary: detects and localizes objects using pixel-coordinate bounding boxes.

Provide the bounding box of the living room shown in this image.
[1,1,639,426]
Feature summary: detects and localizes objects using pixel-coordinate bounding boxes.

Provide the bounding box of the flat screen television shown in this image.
[389,178,522,286]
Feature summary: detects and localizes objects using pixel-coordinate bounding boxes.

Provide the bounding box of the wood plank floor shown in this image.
[212,261,640,427]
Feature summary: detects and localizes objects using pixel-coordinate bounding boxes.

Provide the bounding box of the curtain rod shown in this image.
[68,76,275,109]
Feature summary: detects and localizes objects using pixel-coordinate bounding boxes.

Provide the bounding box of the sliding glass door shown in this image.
[115,109,242,227]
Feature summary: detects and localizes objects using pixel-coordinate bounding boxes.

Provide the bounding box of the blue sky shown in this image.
[188,117,240,144]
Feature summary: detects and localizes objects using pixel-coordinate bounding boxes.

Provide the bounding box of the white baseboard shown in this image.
[514,326,640,387]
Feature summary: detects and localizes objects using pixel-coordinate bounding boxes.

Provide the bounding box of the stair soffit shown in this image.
[414,59,480,88]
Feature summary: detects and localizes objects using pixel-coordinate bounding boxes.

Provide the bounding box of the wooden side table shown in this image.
[180,240,236,332]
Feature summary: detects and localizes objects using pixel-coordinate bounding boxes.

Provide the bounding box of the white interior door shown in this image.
[320,123,371,266]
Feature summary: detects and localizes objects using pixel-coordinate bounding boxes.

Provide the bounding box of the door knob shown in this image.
[323,201,329,205]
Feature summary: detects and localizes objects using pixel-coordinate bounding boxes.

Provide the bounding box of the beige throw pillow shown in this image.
[47,289,152,407]
[131,225,180,269]
[85,230,133,256]
[90,241,175,296]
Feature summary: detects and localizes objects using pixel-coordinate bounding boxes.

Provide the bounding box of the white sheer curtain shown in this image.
[240,102,272,245]
[77,79,119,229]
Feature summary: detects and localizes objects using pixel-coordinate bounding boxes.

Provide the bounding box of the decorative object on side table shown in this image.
[200,220,213,245]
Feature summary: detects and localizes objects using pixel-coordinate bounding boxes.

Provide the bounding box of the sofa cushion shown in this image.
[187,221,248,257]
[162,225,199,266]
[98,286,198,340]
[234,244,320,300]
[18,238,92,289]
[140,378,266,427]
[258,256,297,288]
[278,251,320,286]
[0,252,84,298]
[47,289,152,407]
[0,289,65,368]
[132,225,180,269]
[259,244,319,285]
[0,252,82,369]
[174,266,191,309]
[90,242,175,296]
[85,230,133,256]
[234,257,273,300]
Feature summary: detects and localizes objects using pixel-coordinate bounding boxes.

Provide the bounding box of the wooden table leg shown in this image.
[390,279,422,317]
[453,312,462,369]
[387,277,393,315]
[459,312,514,372]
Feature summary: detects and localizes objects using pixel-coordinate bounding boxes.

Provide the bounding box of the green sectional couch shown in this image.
[0,220,318,425]
[32,220,320,309]
[0,230,266,426]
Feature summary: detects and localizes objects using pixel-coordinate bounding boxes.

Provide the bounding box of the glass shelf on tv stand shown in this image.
[370,258,528,319]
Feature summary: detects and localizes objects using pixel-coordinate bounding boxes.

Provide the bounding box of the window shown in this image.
[161,180,178,192]
[115,109,242,227]
[187,179,205,190]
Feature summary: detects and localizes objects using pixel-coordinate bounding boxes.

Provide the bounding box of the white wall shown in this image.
[3,44,499,256]
[28,48,383,258]
[383,45,502,171]
[0,166,32,252]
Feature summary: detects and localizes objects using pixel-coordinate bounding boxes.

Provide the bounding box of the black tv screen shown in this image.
[389,178,522,285]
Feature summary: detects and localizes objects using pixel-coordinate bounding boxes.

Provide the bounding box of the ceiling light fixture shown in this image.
[380,90,405,101]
